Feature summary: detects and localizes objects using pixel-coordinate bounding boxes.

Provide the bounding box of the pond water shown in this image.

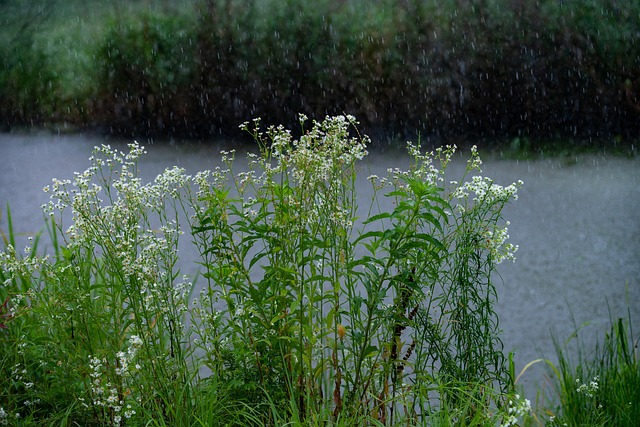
[1,132,639,400]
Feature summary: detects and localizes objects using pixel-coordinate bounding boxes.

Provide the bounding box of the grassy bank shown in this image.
[1,0,638,143]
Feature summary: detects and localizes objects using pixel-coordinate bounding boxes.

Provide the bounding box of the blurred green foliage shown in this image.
[96,12,196,135]
[0,0,59,128]
[0,0,638,141]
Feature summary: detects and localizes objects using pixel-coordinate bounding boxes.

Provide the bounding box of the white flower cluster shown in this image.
[406,142,457,186]
[452,176,523,204]
[0,244,49,288]
[246,115,367,181]
[576,376,599,398]
[43,143,190,252]
[87,335,142,425]
[483,222,519,264]
[501,394,531,427]
[40,141,192,339]
[238,115,366,232]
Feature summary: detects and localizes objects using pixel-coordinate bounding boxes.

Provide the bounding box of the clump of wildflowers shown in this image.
[501,394,532,427]
[22,142,195,424]
[0,116,524,425]
[192,116,524,423]
[576,376,599,398]
[87,335,143,425]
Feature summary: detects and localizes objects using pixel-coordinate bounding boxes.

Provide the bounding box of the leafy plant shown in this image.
[189,114,523,424]
[1,144,197,425]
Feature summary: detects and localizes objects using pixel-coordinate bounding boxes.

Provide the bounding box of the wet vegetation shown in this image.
[1,118,528,425]
[1,0,639,144]
[1,116,637,425]
[545,310,640,427]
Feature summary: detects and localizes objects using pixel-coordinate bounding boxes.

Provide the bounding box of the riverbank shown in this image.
[2,122,638,164]
[1,0,639,142]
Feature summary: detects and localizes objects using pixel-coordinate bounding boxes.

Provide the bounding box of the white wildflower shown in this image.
[501,394,531,427]
[576,376,599,398]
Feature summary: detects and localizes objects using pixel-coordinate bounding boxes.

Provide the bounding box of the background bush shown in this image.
[95,12,196,135]
[1,0,638,142]
[0,0,60,129]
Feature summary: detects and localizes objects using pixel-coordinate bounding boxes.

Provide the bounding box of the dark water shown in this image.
[1,132,639,400]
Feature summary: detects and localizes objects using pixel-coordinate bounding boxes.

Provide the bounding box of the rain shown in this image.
[1,0,639,425]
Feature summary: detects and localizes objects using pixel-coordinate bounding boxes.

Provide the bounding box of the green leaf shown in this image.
[354,230,384,244]
[416,211,443,231]
[386,190,407,198]
[362,212,392,225]
[363,345,379,358]
[325,307,335,330]
[61,246,75,261]
[413,233,445,251]
[407,177,434,197]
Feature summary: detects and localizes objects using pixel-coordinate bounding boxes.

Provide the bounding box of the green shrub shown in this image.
[190,0,640,140]
[0,47,54,127]
[1,0,638,140]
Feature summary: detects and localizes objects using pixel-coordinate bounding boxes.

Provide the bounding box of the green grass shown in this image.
[538,307,640,426]
[487,136,639,161]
